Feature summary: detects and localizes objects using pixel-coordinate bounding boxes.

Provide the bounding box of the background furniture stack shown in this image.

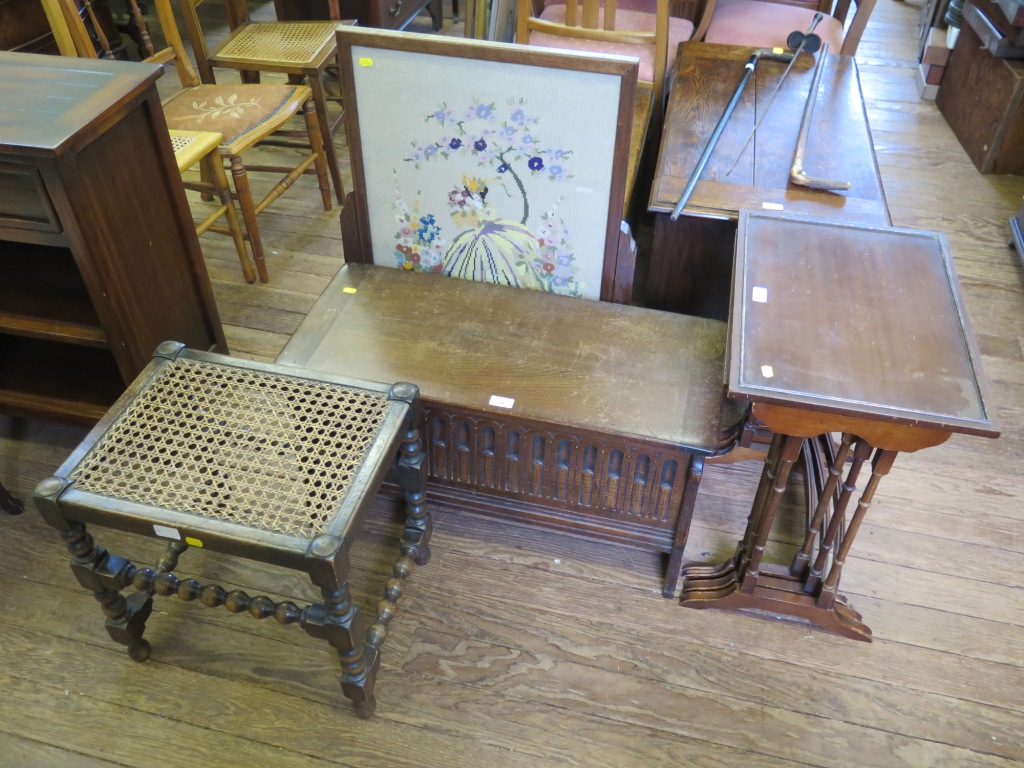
[937,0,1024,173]
[915,0,952,99]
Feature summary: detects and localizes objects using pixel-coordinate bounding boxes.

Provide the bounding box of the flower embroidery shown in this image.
[189,94,261,121]
[393,99,581,296]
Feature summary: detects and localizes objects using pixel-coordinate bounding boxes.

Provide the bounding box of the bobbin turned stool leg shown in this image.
[303,534,378,719]
[393,382,432,569]
[33,343,428,719]
[33,485,156,662]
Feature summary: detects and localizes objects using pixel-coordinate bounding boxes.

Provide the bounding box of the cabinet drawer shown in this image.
[0,162,62,233]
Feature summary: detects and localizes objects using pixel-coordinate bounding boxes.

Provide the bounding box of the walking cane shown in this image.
[670,50,764,221]
[789,42,851,190]
[726,12,825,174]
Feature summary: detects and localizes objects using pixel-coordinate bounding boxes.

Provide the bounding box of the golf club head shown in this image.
[786,30,823,53]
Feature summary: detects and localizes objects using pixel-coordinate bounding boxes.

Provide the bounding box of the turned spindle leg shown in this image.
[802,438,873,595]
[363,383,432,678]
[304,534,377,719]
[740,433,804,593]
[816,448,898,609]
[393,383,432,567]
[60,522,154,661]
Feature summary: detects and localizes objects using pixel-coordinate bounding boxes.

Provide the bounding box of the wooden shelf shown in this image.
[0,335,123,422]
[0,242,107,346]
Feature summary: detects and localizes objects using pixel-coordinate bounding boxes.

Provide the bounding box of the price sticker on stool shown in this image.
[153,524,180,540]
[488,394,515,409]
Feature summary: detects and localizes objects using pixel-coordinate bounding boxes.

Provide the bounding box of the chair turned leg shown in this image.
[354,383,432,696]
[301,99,333,212]
[429,0,444,29]
[204,153,255,283]
[307,75,345,204]
[394,383,432,567]
[229,156,269,283]
[60,523,154,662]
[304,535,378,718]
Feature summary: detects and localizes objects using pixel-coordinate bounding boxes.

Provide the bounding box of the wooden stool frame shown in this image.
[33,342,431,718]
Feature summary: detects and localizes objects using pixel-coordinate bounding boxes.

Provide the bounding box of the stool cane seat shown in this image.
[34,341,431,719]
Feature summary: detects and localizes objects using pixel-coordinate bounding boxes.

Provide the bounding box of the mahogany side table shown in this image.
[33,342,430,717]
[680,211,999,640]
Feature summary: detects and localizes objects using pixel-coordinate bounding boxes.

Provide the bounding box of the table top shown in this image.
[0,51,162,158]
[278,264,729,452]
[728,211,998,439]
[649,42,890,226]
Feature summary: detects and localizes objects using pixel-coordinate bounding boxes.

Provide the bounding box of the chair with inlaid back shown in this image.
[176,0,347,207]
[695,0,878,57]
[43,0,332,284]
[41,0,258,282]
[515,0,695,209]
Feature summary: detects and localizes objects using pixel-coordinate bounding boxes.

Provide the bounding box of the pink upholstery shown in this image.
[529,5,693,84]
[703,0,844,52]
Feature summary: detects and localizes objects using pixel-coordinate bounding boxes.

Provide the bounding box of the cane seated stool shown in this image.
[33,341,431,719]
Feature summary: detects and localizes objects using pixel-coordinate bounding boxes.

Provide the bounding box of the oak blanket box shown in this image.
[277,265,737,596]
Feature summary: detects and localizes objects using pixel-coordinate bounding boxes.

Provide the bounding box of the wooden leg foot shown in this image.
[128,638,152,662]
[353,696,377,720]
[681,562,873,642]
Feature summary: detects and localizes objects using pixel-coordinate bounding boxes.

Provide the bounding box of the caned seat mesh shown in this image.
[169,133,198,155]
[218,23,338,65]
[69,358,393,539]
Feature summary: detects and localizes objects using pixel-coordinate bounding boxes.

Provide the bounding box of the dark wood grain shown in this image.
[278,263,732,594]
[678,211,999,641]
[281,264,727,448]
[649,42,888,219]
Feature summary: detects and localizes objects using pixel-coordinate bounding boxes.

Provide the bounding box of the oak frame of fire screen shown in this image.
[336,27,638,302]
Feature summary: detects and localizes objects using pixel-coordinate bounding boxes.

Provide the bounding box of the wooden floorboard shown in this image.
[3,0,1024,765]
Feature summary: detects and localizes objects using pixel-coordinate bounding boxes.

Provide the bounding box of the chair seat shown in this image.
[168,130,223,173]
[215,21,338,70]
[703,0,844,52]
[162,83,313,152]
[530,5,693,84]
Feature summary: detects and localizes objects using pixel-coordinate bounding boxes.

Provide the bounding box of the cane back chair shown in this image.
[177,0,346,206]
[516,0,694,208]
[41,0,257,281]
[44,0,332,283]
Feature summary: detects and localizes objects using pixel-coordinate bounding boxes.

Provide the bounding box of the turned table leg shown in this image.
[680,431,893,642]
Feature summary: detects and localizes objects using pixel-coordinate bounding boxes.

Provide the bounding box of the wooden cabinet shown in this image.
[937,4,1024,174]
[0,51,226,424]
